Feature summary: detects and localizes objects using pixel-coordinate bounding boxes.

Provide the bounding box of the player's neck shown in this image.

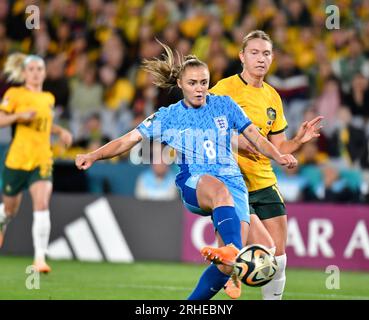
[25,83,42,92]
[240,70,264,88]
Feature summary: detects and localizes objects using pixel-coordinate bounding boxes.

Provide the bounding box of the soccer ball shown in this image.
[234,244,278,287]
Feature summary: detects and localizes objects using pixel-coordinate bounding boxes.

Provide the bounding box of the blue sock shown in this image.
[212,206,242,249]
[188,264,229,300]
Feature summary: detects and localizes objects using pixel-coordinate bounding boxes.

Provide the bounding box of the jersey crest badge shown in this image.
[267,107,276,120]
[214,116,228,131]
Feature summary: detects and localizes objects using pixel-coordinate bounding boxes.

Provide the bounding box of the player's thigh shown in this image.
[196,174,233,211]
[249,185,286,254]
[2,166,28,197]
[28,166,53,211]
[29,180,53,211]
[1,166,27,215]
[262,215,287,256]
[247,213,275,249]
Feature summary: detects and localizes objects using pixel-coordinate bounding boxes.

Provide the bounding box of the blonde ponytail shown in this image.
[142,40,207,89]
[4,53,27,83]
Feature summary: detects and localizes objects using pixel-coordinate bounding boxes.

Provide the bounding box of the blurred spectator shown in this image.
[135,144,177,201]
[268,50,310,136]
[298,140,363,203]
[100,32,132,78]
[307,41,333,97]
[332,35,369,93]
[284,0,311,27]
[343,73,369,122]
[314,76,342,137]
[178,0,208,39]
[192,17,230,63]
[142,0,180,34]
[74,112,110,152]
[325,106,367,169]
[130,85,158,127]
[43,54,70,121]
[68,63,104,138]
[99,64,135,138]
[249,0,277,30]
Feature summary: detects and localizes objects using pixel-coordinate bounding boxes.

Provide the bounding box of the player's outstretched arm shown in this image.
[0,110,36,127]
[231,134,259,155]
[75,128,143,170]
[269,116,323,154]
[51,124,73,148]
[242,124,297,169]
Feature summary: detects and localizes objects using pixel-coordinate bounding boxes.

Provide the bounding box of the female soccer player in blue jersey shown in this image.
[75,42,297,300]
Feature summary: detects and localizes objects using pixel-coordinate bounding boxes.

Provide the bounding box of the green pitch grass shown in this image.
[0,256,368,300]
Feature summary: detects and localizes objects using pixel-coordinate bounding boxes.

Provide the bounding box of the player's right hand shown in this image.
[75,153,95,170]
[277,154,298,169]
[16,111,36,123]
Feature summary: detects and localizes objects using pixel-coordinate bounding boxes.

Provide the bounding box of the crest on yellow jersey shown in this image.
[5,184,12,193]
[266,107,276,120]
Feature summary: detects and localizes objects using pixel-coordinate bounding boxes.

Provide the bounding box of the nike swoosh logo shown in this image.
[210,287,218,292]
[274,293,283,296]
[218,218,233,226]
[179,128,190,134]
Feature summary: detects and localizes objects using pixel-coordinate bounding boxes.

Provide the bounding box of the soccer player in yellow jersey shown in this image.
[0,53,73,273]
[210,30,323,300]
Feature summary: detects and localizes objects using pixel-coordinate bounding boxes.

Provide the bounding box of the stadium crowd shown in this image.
[0,0,368,203]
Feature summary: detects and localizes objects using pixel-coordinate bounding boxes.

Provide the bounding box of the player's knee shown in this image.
[33,200,49,211]
[212,185,233,207]
[274,244,286,256]
[34,204,49,211]
[274,254,287,279]
[4,203,19,217]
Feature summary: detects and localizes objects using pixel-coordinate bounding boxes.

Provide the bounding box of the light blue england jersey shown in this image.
[137,94,252,192]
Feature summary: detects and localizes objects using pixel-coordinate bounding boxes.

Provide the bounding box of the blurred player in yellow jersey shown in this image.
[210,30,323,299]
[0,53,73,273]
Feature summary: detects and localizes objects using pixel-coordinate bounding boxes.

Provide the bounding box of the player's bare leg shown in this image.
[0,194,23,248]
[197,175,244,275]
[260,215,287,300]
[29,180,52,273]
[223,214,275,299]
[188,175,246,300]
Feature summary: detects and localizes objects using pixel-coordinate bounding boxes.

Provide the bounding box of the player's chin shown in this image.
[254,68,267,77]
[191,98,205,107]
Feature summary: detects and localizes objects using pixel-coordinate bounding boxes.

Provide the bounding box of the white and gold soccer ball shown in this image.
[234,244,279,287]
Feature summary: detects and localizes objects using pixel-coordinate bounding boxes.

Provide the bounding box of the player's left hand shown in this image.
[59,128,73,148]
[294,116,323,144]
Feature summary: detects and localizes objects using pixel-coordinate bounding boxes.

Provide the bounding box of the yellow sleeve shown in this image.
[0,87,18,113]
[269,91,288,134]
[209,80,231,96]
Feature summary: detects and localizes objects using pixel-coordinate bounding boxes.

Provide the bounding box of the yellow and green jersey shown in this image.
[210,74,288,192]
[0,86,55,173]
